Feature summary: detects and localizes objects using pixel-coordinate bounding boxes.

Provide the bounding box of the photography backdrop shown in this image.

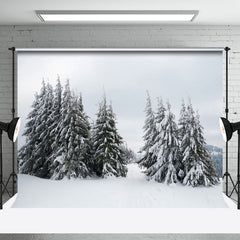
[14,49,224,208]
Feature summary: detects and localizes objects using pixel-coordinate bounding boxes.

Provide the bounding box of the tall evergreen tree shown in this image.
[51,79,71,169]
[138,92,157,169]
[177,99,188,180]
[182,103,219,186]
[107,103,128,176]
[18,92,41,174]
[51,81,90,179]
[145,101,179,184]
[92,96,127,177]
[19,80,54,178]
[32,82,54,178]
[74,94,93,174]
[147,97,166,168]
[84,122,96,175]
[49,78,62,163]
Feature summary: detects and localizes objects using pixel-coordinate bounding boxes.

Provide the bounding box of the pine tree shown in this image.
[138,92,157,169]
[145,101,179,184]
[19,80,54,178]
[73,94,92,176]
[84,122,96,175]
[50,79,72,180]
[32,82,54,178]
[107,103,128,176]
[92,96,127,178]
[18,92,41,175]
[177,99,188,181]
[51,81,90,179]
[182,103,219,186]
[49,77,62,164]
[147,97,166,169]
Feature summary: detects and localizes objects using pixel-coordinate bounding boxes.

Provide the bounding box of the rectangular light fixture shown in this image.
[36,10,198,23]
[15,48,223,52]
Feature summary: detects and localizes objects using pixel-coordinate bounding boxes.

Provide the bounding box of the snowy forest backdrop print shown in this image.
[17,51,222,188]
[18,79,219,186]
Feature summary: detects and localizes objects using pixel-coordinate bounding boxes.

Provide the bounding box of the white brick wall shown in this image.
[0,24,239,194]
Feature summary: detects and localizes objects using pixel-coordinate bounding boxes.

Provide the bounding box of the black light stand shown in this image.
[222,47,237,197]
[0,130,9,209]
[0,129,2,209]
[0,118,20,209]
[238,130,240,209]
[229,132,240,201]
[2,47,18,198]
[0,130,10,209]
[219,117,240,209]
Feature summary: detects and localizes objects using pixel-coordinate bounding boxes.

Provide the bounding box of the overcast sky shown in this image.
[17,51,222,152]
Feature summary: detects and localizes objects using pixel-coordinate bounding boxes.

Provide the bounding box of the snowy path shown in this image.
[12,163,228,208]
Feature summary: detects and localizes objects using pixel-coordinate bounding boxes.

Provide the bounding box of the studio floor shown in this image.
[0,194,239,234]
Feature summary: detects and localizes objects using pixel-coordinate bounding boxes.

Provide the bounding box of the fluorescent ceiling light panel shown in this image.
[36,11,198,22]
[15,48,223,52]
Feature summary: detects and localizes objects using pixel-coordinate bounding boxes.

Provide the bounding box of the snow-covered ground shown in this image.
[12,163,228,208]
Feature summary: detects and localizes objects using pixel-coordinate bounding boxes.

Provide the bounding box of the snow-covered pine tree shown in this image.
[147,97,166,168]
[51,81,90,179]
[18,92,41,175]
[107,103,128,176]
[92,96,127,178]
[194,112,219,185]
[74,93,93,175]
[51,80,72,179]
[177,99,188,181]
[84,121,96,175]
[48,77,62,165]
[62,94,90,179]
[182,102,219,186]
[92,97,107,176]
[31,82,54,178]
[145,101,179,184]
[138,92,157,169]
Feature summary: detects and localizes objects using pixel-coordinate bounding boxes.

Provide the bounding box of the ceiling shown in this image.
[1,0,240,25]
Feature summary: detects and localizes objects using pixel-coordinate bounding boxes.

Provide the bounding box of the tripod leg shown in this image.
[3,172,17,197]
[229,182,238,197]
[2,174,12,195]
[0,131,2,209]
[223,172,237,197]
[238,130,240,209]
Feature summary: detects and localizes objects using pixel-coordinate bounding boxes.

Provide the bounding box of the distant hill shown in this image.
[206,145,222,177]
